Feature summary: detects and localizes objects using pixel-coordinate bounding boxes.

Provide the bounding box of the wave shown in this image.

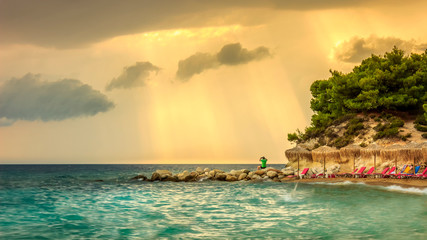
[307,181,366,186]
[307,181,427,195]
[380,185,427,195]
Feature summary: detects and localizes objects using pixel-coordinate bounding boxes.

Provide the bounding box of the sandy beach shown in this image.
[284,177,427,189]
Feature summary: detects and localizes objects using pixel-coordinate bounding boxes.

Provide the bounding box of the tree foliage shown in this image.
[288,47,427,143]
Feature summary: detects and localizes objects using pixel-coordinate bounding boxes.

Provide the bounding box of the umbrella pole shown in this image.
[354,156,355,172]
[395,157,397,174]
[297,156,300,179]
[324,156,326,178]
[413,154,416,174]
[374,154,376,173]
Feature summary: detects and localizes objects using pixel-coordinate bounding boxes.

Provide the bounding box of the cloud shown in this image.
[0,74,114,126]
[0,0,373,48]
[333,35,427,63]
[176,43,271,81]
[106,62,160,91]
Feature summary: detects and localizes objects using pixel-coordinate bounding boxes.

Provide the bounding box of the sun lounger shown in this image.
[355,167,374,178]
[400,166,420,179]
[371,167,389,178]
[391,165,411,178]
[337,168,358,178]
[411,168,427,179]
[299,168,309,179]
[352,167,366,178]
[382,166,396,178]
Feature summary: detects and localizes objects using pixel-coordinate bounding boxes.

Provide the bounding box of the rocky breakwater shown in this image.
[130,167,304,182]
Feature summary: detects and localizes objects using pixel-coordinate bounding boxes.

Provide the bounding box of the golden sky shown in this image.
[0,0,426,164]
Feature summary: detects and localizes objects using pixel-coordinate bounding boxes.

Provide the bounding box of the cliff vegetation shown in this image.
[288,47,427,148]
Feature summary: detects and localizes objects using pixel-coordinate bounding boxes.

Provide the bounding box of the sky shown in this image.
[1,0,426,164]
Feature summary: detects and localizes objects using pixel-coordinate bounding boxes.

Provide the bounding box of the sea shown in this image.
[0,164,426,239]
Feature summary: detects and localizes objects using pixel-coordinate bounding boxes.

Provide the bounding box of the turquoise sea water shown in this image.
[1,164,426,239]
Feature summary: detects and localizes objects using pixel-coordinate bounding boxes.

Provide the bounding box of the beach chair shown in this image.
[337,168,358,178]
[355,167,374,178]
[391,165,410,178]
[400,166,420,179]
[382,166,396,178]
[411,168,427,179]
[299,168,309,179]
[372,167,389,178]
[352,167,366,178]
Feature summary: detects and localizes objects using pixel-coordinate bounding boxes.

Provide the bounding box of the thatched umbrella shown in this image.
[312,146,340,178]
[360,143,382,172]
[380,144,404,174]
[421,142,427,165]
[285,146,312,176]
[405,142,423,173]
[340,144,362,171]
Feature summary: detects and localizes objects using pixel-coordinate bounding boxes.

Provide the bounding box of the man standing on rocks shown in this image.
[259,156,268,169]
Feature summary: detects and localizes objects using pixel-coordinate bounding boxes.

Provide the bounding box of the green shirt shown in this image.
[260,159,267,168]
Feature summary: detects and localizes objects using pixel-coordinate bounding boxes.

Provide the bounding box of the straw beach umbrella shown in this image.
[360,143,382,172]
[312,146,340,177]
[380,144,404,173]
[340,144,362,171]
[405,142,423,173]
[421,142,427,165]
[285,146,312,175]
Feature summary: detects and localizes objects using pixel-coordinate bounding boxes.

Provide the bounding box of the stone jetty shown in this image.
[130,166,341,182]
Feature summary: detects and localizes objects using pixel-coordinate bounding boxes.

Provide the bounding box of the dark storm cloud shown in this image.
[0,74,114,126]
[106,62,160,91]
[0,0,373,48]
[334,35,427,63]
[176,43,271,81]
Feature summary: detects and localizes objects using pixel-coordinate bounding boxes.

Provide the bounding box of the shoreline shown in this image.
[283,177,427,189]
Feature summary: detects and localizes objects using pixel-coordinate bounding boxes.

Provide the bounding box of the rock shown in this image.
[278,174,284,179]
[282,166,294,172]
[155,170,172,179]
[177,171,190,181]
[196,167,204,174]
[208,170,216,178]
[254,170,265,175]
[151,172,161,181]
[267,168,282,173]
[204,168,210,173]
[241,169,250,174]
[230,170,243,177]
[327,164,340,174]
[282,170,294,176]
[163,175,178,182]
[263,176,269,179]
[215,173,227,181]
[312,167,323,175]
[131,174,147,181]
[226,175,238,181]
[184,172,199,182]
[247,172,255,178]
[238,173,248,180]
[267,171,278,178]
[251,174,262,180]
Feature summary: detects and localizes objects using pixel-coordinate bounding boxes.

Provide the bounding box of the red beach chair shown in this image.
[337,168,358,178]
[299,168,309,179]
[372,167,389,178]
[352,167,366,178]
[382,167,396,178]
[356,167,374,178]
[391,165,409,178]
[411,168,427,179]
